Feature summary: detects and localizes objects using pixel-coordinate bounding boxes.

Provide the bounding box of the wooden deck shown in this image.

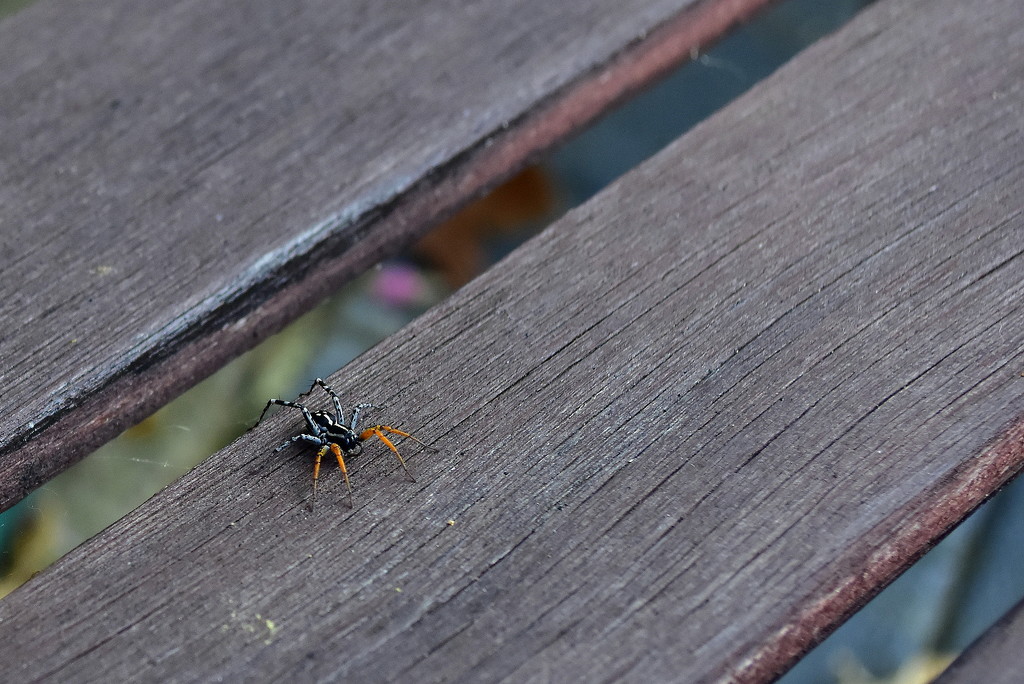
[1,0,1022,680]
[0,0,771,512]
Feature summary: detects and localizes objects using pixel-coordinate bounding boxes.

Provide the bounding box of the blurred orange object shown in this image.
[416,165,558,288]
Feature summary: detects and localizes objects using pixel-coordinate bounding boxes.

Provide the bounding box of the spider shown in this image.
[257,378,431,507]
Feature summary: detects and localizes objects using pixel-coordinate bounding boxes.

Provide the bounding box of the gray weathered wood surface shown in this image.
[0,0,770,512]
[937,596,1024,683]
[1,0,1023,680]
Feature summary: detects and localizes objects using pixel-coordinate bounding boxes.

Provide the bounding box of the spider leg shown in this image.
[312,378,347,425]
[350,403,375,431]
[359,425,432,482]
[312,445,326,511]
[329,443,354,508]
[371,425,437,452]
[257,398,289,425]
[274,433,323,452]
[262,399,323,437]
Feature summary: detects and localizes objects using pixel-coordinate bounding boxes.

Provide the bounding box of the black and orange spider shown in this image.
[257,378,431,507]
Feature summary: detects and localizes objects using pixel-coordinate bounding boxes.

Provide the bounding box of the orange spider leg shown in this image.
[329,442,354,507]
[312,445,327,509]
[367,425,436,451]
[360,426,422,481]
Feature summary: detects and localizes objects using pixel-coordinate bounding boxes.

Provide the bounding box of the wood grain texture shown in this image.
[936,596,1024,683]
[1,0,1022,681]
[0,0,772,512]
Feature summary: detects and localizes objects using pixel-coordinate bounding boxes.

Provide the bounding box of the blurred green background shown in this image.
[3,1,1021,682]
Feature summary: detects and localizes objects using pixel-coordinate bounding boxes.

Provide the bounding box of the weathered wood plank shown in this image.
[0,0,771,512]
[936,597,1024,683]
[1,0,1021,680]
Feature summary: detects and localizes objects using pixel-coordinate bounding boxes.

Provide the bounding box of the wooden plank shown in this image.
[936,597,1024,683]
[0,0,773,513]
[1,0,1022,680]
